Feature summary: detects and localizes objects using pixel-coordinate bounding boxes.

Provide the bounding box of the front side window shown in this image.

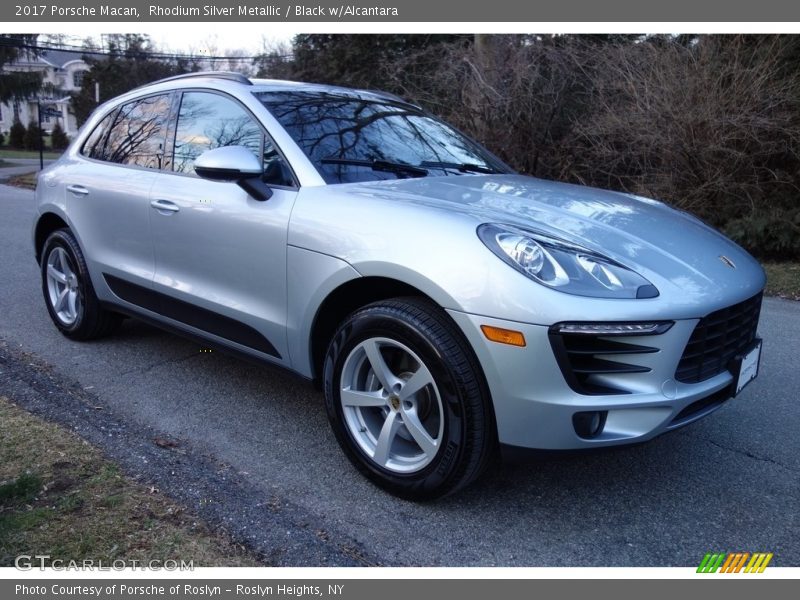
[104,94,172,169]
[258,91,511,184]
[173,92,262,175]
[172,91,294,187]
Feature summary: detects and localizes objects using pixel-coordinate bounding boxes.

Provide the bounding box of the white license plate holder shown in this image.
[732,339,762,396]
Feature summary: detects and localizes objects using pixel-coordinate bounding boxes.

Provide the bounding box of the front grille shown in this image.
[675,293,762,384]
[549,331,659,395]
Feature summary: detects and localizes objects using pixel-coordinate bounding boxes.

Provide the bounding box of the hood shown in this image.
[343,174,765,304]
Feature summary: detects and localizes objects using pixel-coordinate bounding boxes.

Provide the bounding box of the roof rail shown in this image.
[140,71,253,89]
[362,88,420,109]
[365,89,407,104]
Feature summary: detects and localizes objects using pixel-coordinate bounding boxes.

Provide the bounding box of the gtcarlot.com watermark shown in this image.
[15,554,194,571]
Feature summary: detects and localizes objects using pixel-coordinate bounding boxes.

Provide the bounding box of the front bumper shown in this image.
[447,309,744,450]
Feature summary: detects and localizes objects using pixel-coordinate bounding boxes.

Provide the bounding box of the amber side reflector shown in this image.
[480,325,526,347]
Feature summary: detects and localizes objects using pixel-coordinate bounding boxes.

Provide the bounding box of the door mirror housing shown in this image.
[194,146,272,201]
[194,145,262,180]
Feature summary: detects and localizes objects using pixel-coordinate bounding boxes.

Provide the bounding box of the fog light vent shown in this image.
[573,411,607,439]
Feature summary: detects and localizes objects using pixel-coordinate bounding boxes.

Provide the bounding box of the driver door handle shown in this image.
[150,199,180,214]
[66,184,89,196]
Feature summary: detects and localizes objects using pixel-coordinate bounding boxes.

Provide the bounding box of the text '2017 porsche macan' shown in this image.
[33,72,766,499]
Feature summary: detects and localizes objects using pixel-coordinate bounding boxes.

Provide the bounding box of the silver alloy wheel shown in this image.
[340,337,444,473]
[45,247,81,326]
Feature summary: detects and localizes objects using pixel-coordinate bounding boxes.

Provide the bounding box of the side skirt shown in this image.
[103,273,281,359]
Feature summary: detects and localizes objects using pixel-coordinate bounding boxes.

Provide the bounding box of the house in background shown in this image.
[0,49,91,139]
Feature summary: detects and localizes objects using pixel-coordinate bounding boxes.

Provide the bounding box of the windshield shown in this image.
[257,91,512,184]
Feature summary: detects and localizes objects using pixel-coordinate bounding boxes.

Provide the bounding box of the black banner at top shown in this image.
[3,0,800,22]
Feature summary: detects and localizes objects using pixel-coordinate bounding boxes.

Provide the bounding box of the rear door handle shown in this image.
[66,185,89,196]
[150,199,180,214]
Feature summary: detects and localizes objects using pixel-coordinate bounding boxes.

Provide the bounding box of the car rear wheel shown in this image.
[41,229,122,340]
[323,297,495,500]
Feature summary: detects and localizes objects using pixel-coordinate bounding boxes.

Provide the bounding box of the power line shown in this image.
[0,39,292,62]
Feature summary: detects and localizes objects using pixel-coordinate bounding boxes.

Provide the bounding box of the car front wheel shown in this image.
[323,298,495,500]
[41,229,122,340]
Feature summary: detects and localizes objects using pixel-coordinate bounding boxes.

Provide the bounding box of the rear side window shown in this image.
[104,94,172,169]
[80,111,116,160]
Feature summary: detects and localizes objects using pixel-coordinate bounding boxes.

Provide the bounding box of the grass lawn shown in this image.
[0,149,61,160]
[763,262,800,301]
[0,396,262,567]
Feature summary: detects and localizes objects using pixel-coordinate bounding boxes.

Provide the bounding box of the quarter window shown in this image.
[104,94,172,169]
[80,111,116,160]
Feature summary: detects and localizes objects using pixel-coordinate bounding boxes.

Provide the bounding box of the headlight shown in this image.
[478,223,659,299]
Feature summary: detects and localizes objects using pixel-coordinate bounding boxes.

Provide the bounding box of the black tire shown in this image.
[40,229,122,340]
[323,297,496,500]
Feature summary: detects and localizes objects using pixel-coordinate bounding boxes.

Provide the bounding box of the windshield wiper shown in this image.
[419,161,499,174]
[320,158,428,178]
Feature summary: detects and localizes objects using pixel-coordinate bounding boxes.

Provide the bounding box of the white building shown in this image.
[0,49,92,139]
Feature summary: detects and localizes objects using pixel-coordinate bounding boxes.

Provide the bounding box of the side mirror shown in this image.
[194,146,273,201]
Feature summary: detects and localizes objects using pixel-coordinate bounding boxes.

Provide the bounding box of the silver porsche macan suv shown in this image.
[34,72,766,499]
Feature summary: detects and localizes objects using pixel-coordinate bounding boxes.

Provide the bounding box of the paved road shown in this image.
[1,184,798,566]
[0,159,56,181]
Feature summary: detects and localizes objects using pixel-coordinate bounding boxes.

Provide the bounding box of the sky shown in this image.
[41,25,296,56]
[153,29,294,55]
